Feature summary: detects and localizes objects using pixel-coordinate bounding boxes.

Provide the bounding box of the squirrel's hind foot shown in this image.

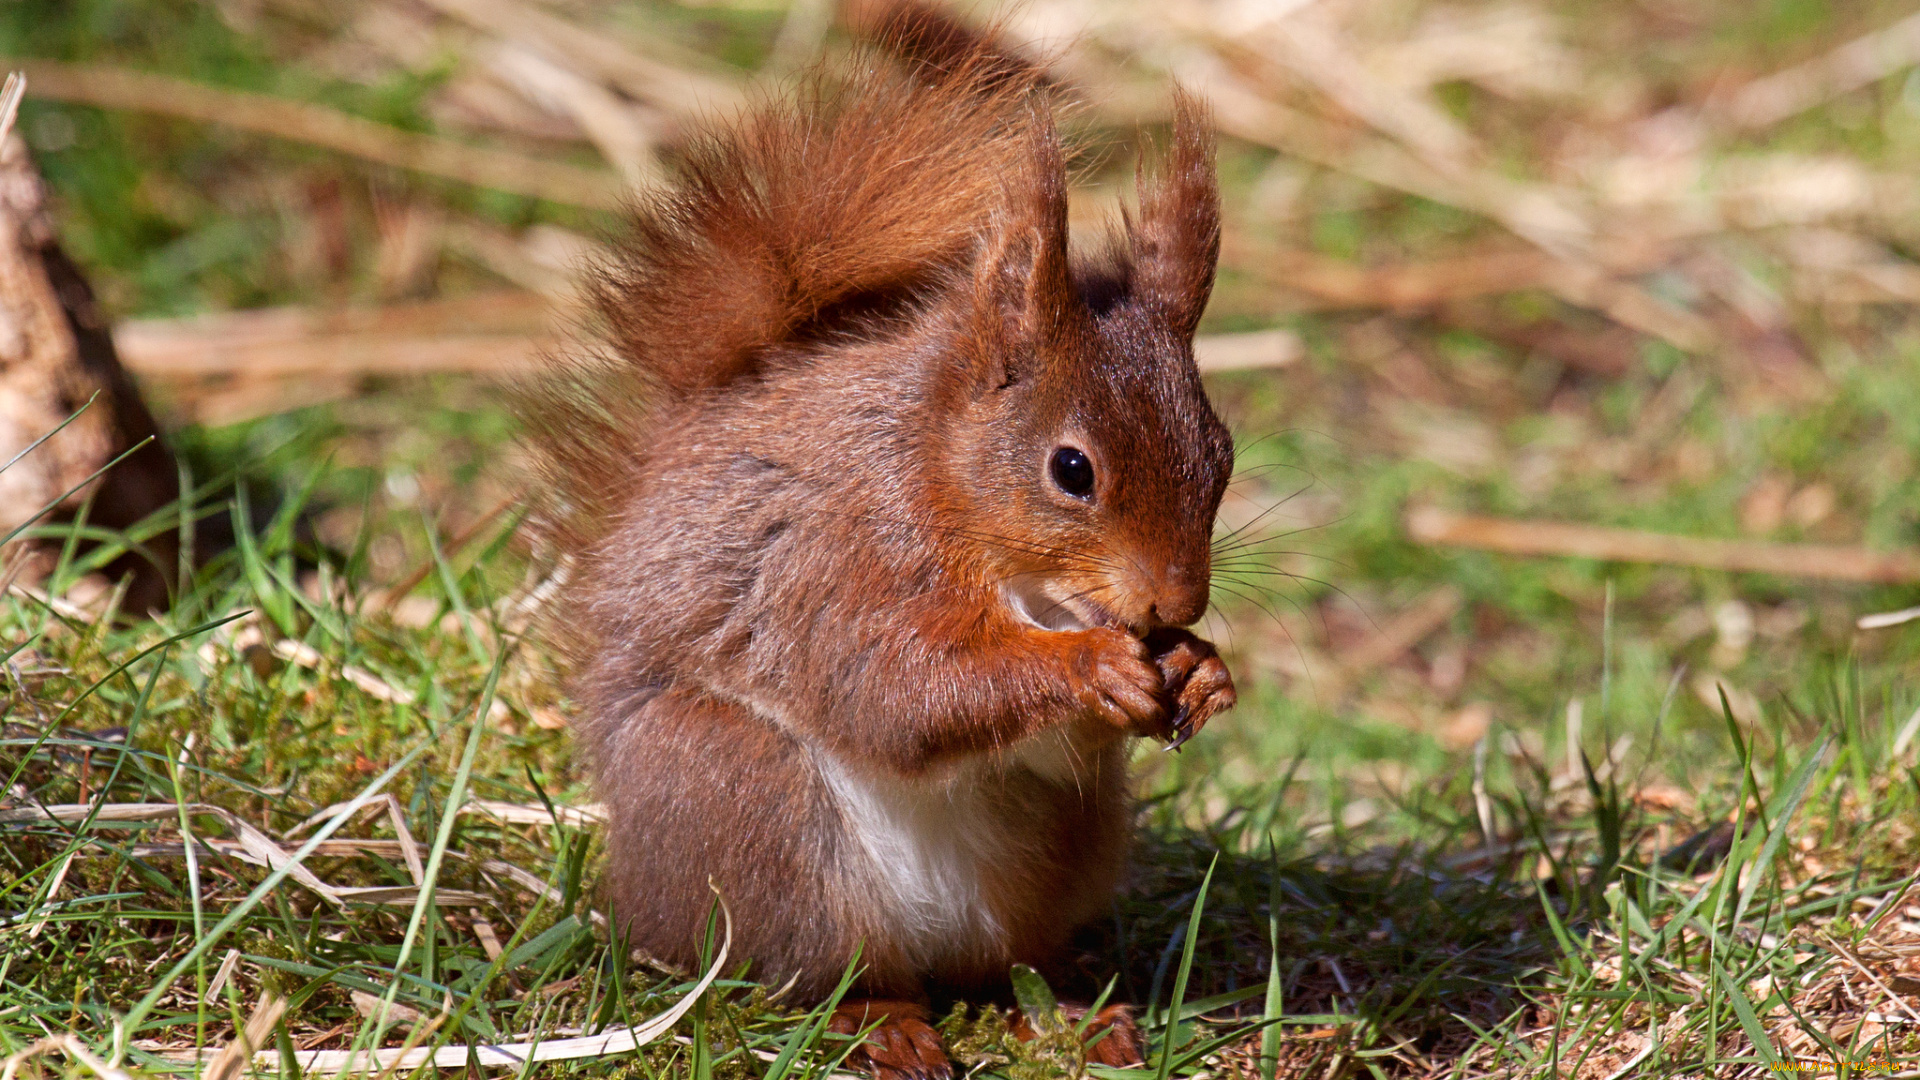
[831,1001,952,1080]
[1010,1002,1148,1068]
[1075,1004,1147,1068]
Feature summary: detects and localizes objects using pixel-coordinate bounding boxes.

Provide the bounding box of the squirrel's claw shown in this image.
[1164,714,1196,752]
[1164,703,1196,751]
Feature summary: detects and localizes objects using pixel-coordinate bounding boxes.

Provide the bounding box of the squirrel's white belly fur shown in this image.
[812,726,1095,968]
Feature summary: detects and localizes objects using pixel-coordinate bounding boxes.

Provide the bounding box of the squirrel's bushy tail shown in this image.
[599,51,1044,398]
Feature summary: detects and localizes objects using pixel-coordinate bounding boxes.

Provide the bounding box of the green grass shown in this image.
[2,386,1917,1077]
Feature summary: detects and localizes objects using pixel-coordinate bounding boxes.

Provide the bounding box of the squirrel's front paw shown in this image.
[1065,627,1170,737]
[1143,629,1237,749]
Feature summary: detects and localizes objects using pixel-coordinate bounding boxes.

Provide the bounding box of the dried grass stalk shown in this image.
[1408,506,1920,583]
[18,60,622,209]
[414,0,742,119]
[256,891,731,1074]
[202,992,286,1080]
[1716,10,1920,130]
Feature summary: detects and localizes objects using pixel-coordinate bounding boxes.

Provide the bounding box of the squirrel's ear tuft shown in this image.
[968,106,1076,389]
[1131,89,1219,340]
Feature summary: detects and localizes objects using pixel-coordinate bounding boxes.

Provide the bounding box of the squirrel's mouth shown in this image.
[1002,577,1108,633]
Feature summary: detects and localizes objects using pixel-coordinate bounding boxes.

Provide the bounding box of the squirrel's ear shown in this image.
[968,109,1075,388]
[1131,89,1219,340]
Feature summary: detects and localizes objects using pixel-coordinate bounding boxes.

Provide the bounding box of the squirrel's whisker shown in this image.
[1208,482,1318,551]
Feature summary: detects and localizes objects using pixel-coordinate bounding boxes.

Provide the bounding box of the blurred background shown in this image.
[4,0,1920,1073]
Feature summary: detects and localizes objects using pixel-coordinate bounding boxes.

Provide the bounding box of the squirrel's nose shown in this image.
[1148,562,1210,627]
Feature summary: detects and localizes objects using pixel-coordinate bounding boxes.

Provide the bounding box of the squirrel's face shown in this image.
[938,90,1229,637]
[954,304,1234,638]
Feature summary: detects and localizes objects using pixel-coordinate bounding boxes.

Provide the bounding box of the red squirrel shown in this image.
[525,20,1238,1079]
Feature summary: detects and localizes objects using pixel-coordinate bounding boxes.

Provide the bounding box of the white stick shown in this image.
[260,892,732,1073]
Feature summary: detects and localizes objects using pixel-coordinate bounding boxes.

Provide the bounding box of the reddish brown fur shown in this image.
[523,21,1237,1077]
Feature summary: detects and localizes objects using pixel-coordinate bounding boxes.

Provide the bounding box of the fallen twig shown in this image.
[414,0,742,120]
[115,292,559,421]
[1,802,342,906]
[0,72,23,145]
[1714,10,1920,131]
[255,889,730,1073]
[203,992,286,1080]
[7,582,93,622]
[203,949,242,1004]
[272,640,415,707]
[1186,64,1713,353]
[15,60,622,209]
[1224,242,1567,311]
[1817,932,1920,1027]
[1258,14,1476,166]
[463,799,607,829]
[1319,585,1463,701]
[478,859,610,934]
[1224,239,1710,355]
[0,802,487,908]
[1858,605,1920,630]
[1193,64,1591,258]
[369,493,524,612]
[116,294,1300,384]
[1407,507,1920,583]
[114,292,555,380]
[483,42,660,184]
[268,638,513,724]
[1,1036,133,1080]
[1193,329,1302,372]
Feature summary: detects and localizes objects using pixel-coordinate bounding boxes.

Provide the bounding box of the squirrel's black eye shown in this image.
[1049,447,1095,499]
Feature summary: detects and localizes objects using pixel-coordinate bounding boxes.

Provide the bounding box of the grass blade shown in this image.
[1261,836,1283,1080]
[112,737,438,1064]
[1713,956,1780,1067]
[1732,734,1830,930]
[1155,851,1217,1080]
